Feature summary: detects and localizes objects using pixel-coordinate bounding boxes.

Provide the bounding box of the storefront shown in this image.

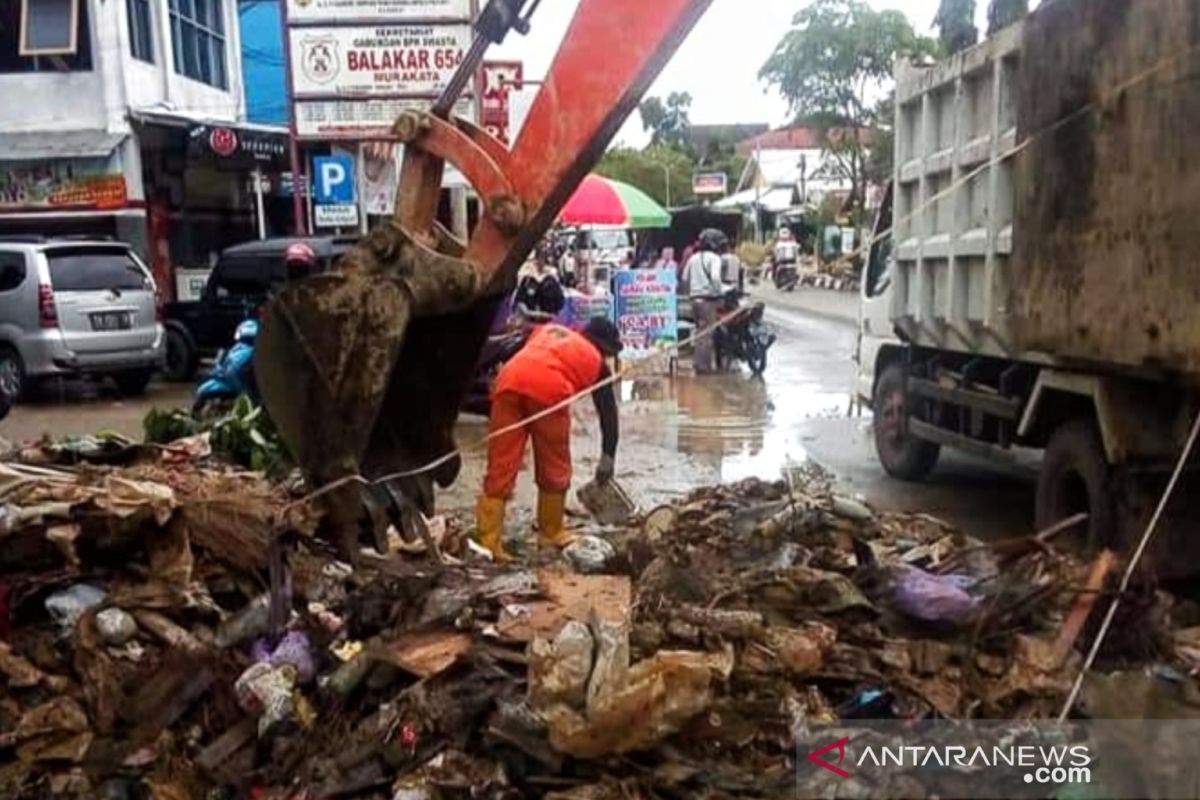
[131,111,292,300]
[0,131,146,250]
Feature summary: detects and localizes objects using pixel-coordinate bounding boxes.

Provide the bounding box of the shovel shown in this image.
[577,478,637,526]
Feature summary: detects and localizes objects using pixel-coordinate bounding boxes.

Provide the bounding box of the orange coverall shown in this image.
[484,324,610,497]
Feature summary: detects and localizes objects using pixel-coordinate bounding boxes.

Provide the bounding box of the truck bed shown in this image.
[889,0,1200,377]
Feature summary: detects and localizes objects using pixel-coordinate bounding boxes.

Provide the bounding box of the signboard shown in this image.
[313,154,356,204]
[613,269,678,358]
[294,97,474,139]
[692,172,728,196]
[559,293,614,331]
[0,161,127,210]
[188,125,289,166]
[315,204,360,227]
[285,0,471,23]
[289,25,471,98]
[481,61,522,144]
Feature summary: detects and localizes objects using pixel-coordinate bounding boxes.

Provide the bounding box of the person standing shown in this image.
[653,247,678,272]
[682,229,727,374]
[476,318,624,562]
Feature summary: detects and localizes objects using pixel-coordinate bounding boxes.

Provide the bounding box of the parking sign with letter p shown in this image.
[313,155,356,205]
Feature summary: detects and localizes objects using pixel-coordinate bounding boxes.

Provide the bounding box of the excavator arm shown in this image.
[255,0,713,557]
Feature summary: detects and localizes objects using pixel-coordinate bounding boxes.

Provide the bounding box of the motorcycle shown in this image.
[773,259,799,292]
[193,319,259,416]
[714,289,775,377]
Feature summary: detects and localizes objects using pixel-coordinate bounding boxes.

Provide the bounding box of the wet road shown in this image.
[0,292,1036,540]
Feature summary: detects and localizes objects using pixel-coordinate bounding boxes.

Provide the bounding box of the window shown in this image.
[20,0,77,55]
[46,248,150,292]
[127,0,153,63]
[209,257,271,300]
[0,0,92,72]
[0,253,27,293]
[169,0,226,89]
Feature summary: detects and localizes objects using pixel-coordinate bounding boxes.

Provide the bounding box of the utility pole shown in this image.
[659,162,672,207]
[753,141,763,243]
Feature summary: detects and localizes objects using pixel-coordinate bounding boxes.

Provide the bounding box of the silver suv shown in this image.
[0,237,164,397]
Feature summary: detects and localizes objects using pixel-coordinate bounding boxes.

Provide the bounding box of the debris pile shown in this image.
[0,456,1185,798]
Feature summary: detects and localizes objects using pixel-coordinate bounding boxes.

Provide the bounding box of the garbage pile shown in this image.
[0,453,1189,799]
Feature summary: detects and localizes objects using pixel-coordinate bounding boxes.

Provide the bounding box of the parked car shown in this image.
[162,236,356,381]
[0,236,164,398]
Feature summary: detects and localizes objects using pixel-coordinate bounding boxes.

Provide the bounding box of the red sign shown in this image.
[481,61,523,144]
[209,127,239,157]
[48,176,128,209]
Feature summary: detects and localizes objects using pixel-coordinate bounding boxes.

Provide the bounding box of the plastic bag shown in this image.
[45,585,106,636]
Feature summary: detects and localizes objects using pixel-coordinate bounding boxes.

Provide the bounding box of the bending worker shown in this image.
[476,317,623,561]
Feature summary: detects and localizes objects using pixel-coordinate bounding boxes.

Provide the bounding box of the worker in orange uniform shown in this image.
[476,317,623,561]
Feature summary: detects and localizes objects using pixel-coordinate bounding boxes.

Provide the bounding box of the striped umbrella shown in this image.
[559,174,671,229]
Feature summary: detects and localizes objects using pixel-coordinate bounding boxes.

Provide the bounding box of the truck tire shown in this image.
[873,362,940,480]
[1036,419,1118,552]
[164,327,198,382]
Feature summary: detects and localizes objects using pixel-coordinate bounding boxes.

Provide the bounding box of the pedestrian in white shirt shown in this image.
[683,229,729,373]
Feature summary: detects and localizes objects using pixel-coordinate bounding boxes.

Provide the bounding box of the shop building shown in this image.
[0,0,290,299]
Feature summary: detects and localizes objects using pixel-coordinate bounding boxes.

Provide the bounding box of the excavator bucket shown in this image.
[256,222,484,556]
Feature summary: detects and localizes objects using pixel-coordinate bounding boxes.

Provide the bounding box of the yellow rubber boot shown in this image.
[537,491,576,549]
[475,496,512,563]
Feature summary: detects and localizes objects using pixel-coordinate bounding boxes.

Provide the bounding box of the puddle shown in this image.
[620,371,855,482]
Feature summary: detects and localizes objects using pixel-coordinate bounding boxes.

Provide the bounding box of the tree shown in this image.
[934,0,977,54]
[864,94,895,187]
[987,0,1028,34]
[595,146,696,207]
[638,92,694,150]
[760,0,935,223]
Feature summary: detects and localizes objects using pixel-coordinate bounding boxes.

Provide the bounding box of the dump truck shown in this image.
[857,0,1200,567]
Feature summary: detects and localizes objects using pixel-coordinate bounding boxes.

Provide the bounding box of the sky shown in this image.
[492,0,1028,147]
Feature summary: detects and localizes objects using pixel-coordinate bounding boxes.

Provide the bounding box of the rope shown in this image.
[281,301,744,513]
[1056,406,1200,721]
[280,33,1200,514]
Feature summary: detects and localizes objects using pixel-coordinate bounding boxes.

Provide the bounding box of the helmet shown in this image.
[235,319,259,344]
[284,242,317,266]
[698,228,729,252]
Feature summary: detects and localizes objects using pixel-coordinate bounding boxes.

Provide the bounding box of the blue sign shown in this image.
[313,155,355,204]
[613,269,678,359]
[559,292,614,331]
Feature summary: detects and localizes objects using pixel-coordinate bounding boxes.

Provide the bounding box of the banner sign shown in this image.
[692,172,728,196]
[559,293,614,332]
[187,125,288,166]
[481,61,522,144]
[286,0,471,23]
[294,97,473,139]
[290,25,470,98]
[0,162,126,210]
[613,269,678,358]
